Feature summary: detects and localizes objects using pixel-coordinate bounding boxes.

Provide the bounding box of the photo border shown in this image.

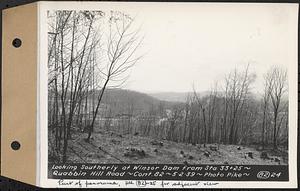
[37,1,298,188]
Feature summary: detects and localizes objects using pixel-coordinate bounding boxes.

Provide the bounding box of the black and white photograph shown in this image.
[1,1,298,189]
[42,2,297,187]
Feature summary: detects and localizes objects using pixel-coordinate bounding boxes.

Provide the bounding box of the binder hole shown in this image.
[12,38,22,48]
[11,141,21,150]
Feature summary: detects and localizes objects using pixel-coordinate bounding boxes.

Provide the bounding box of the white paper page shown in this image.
[38,1,298,188]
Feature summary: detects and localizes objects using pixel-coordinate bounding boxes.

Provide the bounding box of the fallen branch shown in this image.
[89,141,125,163]
[68,146,87,163]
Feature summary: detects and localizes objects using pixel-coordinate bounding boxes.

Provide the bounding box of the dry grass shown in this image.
[63,130,287,165]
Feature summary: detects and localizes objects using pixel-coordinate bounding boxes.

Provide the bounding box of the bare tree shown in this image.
[264,66,288,149]
[260,71,274,149]
[86,12,143,141]
[223,65,256,144]
[206,83,219,143]
[48,10,104,162]
[183,95,191,142]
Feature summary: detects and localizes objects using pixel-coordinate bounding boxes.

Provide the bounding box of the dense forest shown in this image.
[47,10,288,164]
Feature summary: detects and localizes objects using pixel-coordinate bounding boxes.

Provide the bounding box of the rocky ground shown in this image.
[64,130,287,165]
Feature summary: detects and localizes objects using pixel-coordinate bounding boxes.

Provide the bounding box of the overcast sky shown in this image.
[47,2,298,94]
[117,3,298,94]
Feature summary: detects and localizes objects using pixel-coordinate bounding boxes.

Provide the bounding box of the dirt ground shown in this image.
[66,130,287,165]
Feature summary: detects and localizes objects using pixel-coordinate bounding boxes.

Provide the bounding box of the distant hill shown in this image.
[149,91,210,103]
[49,88,184,116]
[148,92,190,103]
[88,89,181,116]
